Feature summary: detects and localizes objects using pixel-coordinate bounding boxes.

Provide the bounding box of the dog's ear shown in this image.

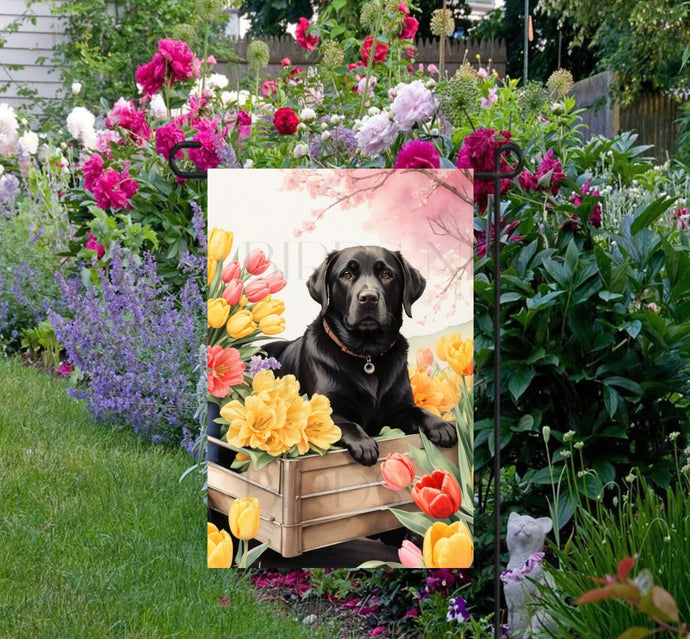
[306,252,337,315]
[394,251,426,317]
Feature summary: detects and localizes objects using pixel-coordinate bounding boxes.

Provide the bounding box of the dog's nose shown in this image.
[358,290,379,306]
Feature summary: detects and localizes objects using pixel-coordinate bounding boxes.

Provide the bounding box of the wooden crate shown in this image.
[207,434,458,558]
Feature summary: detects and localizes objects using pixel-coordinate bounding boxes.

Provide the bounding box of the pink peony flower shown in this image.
[136,54,167,97]
[356,112,398,157]
[295,17,319,51]
[391,80,436,131]
[82,153,104,192]
[398,2,409,14]
[400,15,419,40]
[456,128,514,213]
[427,63,438,75]
[85,233,105,260]
[92,167,139,211]
[244,249,271,275]
[106,98,151,144]
[519,148,565,196]
[188,124,222,171]
[361,36,388,64]
[154,121,185,160]
[569,178,602,228]
[393,139,441,169]
[235,110,252,142]
[262,80,278,97]
[136,39,197,97]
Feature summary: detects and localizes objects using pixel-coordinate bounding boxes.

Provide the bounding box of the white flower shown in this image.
[66,107,96,146]
[574,441,584,450]
[221,90,250,107]
[208,73,229,90]
[425,79,437,89]
[18,130,39,155]
[321,130,331,141]
[391,80,436,132]
[0,103,19,157]
[564,430,576,442]
[71,81,82,95]
[149,94,168,119]
[356,111,398,157]
[293,143,309,159]
[367,106,381,116]
[299,107,316,122]
[330,115,341,125]
[243,158,255,168]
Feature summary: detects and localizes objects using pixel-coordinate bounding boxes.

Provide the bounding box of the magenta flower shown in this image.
[106,98,151,144]
[92,167,139,211]
[85,233,106,260]
[188,124,222,171]
[456,128,514,213]
[569,178,602,228]
[154,121,185,160]
[393,139,441,169]
[519,148,565,196]
[295,17,319,51]
[56,362,73,376]
[82,153,104,192]
[400,16,419,40]
[136,39,197,97]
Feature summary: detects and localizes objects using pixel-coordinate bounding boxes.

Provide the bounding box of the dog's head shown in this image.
[306,246,426,334]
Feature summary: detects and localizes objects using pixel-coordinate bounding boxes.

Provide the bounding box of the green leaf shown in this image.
[617,628,653,639]
[357,560,406,569]
[389,508,436,537]
[630,197,677,235]
[419,431,462,486]
[376,426,406,440]
[508,367,536,402]
[244,539,271,568]
[513,414,534,432]
[604,376,644,397]
[603,384,619,418]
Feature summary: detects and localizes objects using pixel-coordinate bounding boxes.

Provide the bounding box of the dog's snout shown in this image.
[358,290,379,306]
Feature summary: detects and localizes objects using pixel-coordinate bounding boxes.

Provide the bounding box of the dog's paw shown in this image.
[422,416,458,448]
[346,437,380,466]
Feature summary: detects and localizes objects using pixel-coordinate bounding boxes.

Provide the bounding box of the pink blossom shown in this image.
[262,80,278,97]
[281,57,291,67]
[427,63,438,75]
[570,178,602,228]
[85,232,105,260]
[92,167,139,211]
[481,86,498,109]
[357,75,377,98]
[398,2,409,14]
[295,17,319,51]
[136,39,197,97]
[398,540,425,567]
[393,140,440,169]
[477,67,489,79]
[82,153,104,192]
[676,206,690,229]
[235,110,252,141]
[244,249,271,275]
[264,270,287,294]
[154,121,185,160]
[519,148,565,196]
[95,129,121,154]
[356,112,398,157]
[400,16,419,40]
[368,628,386,637]
[188,125,222,171]
[391,80,436,131]
[106,98,151,144]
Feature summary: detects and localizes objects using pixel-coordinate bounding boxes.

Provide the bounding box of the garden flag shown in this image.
[206,169,474,569]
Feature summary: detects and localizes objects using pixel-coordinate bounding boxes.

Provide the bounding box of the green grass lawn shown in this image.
[0,357,323,638]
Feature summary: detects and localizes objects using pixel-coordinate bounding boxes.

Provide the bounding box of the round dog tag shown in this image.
[364,356,375,374]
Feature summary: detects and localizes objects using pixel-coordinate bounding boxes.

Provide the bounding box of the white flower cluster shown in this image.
[66,106,97,149]
[390,80,436,132]
[0,103,19,157]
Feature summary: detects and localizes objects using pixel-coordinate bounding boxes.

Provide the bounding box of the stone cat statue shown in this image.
[502,512,554,638]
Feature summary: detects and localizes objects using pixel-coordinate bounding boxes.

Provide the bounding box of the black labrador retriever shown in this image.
[262,245,458,465]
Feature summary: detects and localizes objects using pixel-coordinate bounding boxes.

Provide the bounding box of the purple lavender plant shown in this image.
[49,244,204,443]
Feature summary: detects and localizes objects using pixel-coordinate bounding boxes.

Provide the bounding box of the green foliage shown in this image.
[240,0,315,36]
[20,320,62,369]
[538,472,690,637]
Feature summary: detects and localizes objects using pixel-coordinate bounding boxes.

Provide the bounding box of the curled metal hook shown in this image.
[474,142,525,181]
[168,141,208,180]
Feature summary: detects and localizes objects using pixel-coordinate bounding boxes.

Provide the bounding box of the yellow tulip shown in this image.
[435,334,473,376]
[423,520,473,568]
[208,228,234,263]
[207,523,234,568]
[207,258,218,286]
[251,296,286,322]
[208,298,230,329]
[228,497,261,540]
[226,309,256,339]
[259,314,285,336]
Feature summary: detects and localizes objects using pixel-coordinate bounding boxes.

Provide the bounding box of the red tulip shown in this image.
[411,470,462,519]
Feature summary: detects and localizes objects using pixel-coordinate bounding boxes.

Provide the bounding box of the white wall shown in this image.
[0,1,66,110]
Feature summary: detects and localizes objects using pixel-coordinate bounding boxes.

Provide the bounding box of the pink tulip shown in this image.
[244,278,271,303]
[222,260,241,282]
[398,540,425,568]
[416,348,434,369]
[222,279,243,306]
[264,270,287,294]
[244,249,271,275]
[381,452,416,491]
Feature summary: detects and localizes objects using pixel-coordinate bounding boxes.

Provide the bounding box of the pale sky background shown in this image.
[208,169,472,344]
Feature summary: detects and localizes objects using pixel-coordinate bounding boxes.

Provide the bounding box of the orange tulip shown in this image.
[410,469,462,519]
[423,520,473,568]
[380,452,416,491]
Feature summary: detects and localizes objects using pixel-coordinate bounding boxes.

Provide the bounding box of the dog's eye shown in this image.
[379,271,392,280]
[341,270,354,280]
